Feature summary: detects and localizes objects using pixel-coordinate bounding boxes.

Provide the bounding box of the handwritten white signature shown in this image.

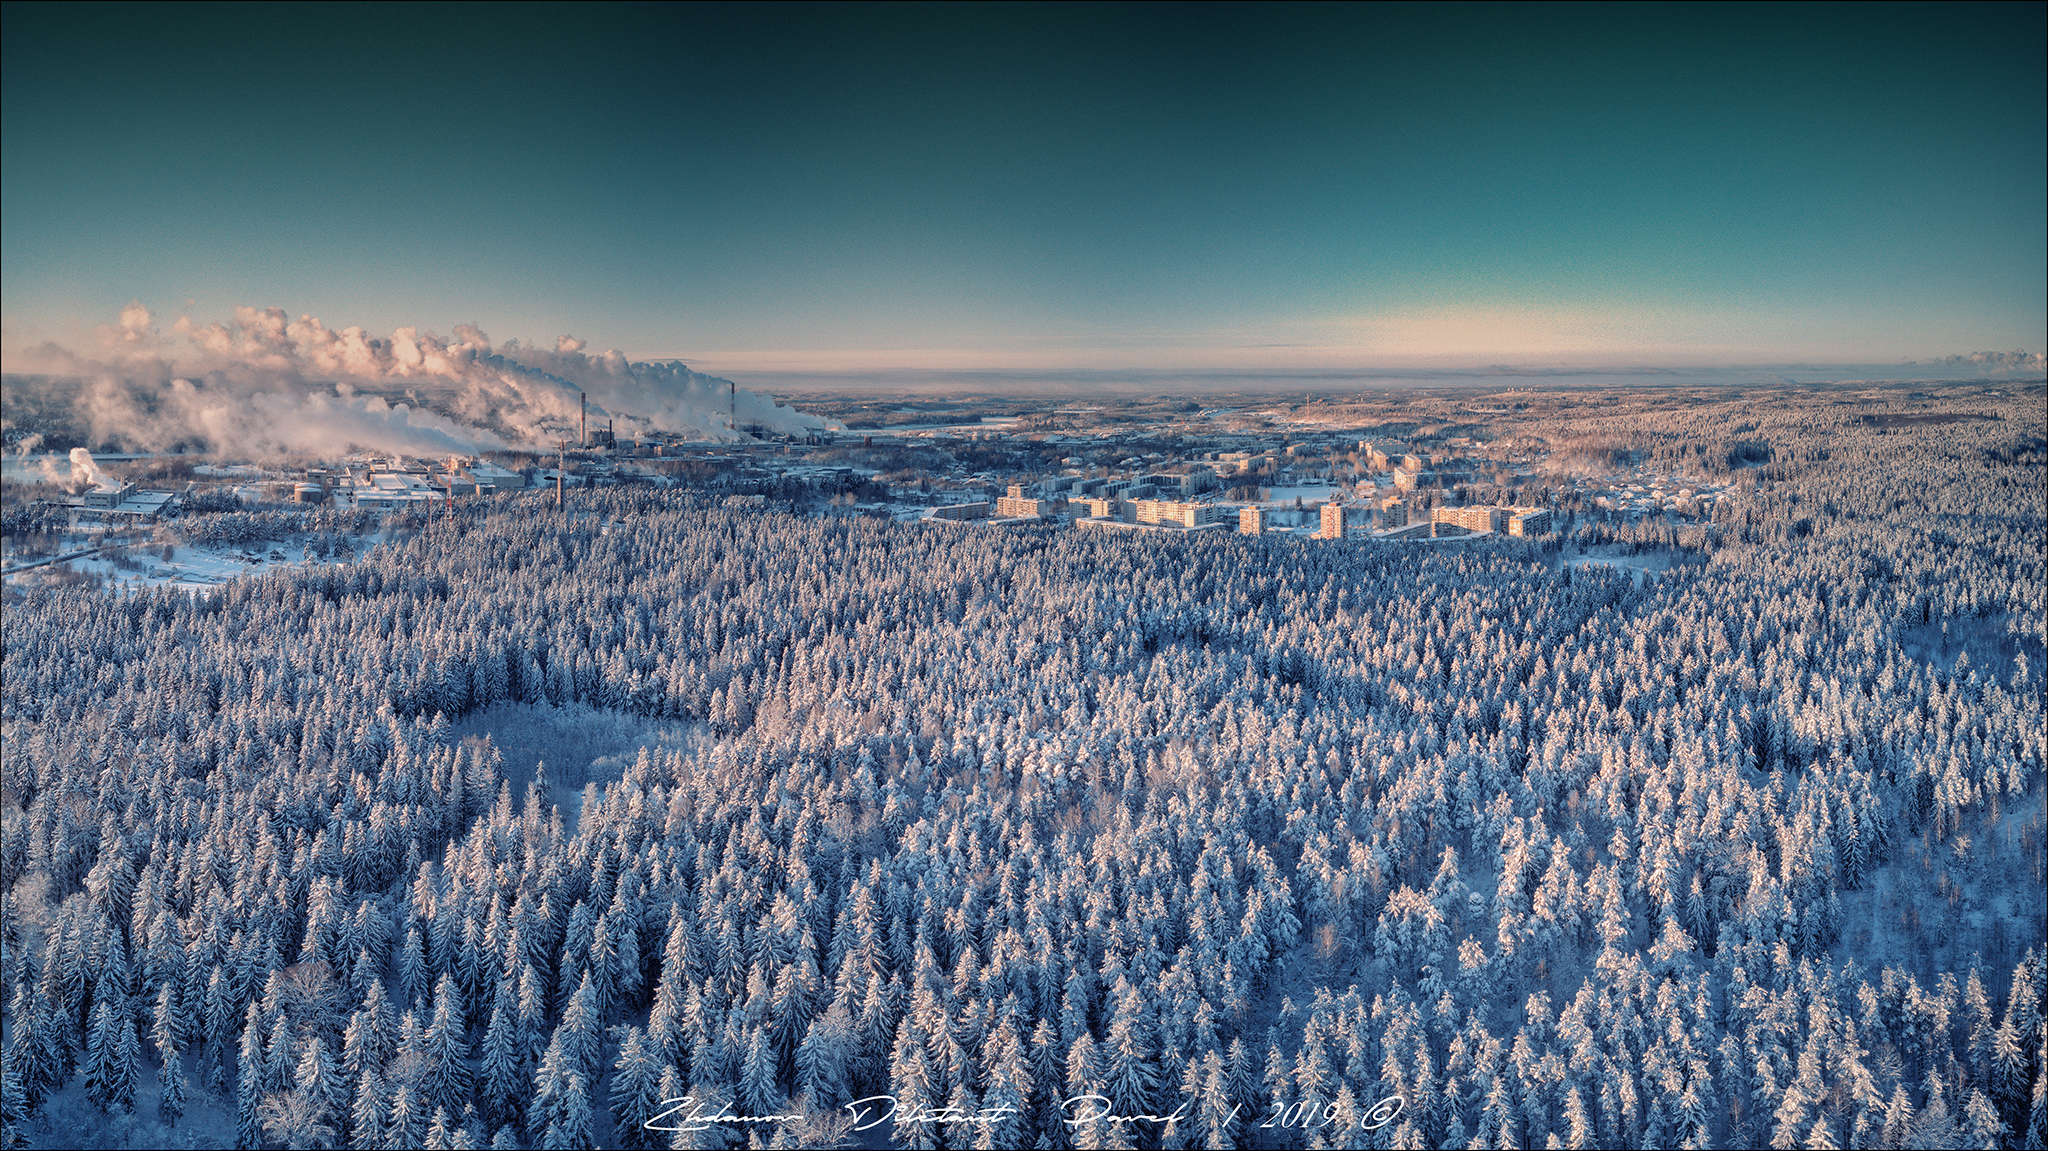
[645,1096,805,1133]
[646,1092,1405,1134]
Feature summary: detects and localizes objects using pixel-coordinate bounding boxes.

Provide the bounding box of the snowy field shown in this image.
[449,701,701,830]
[66,540,309,593]
[1559,543,1678,578]
[3,525,394,593]
[5,539,346,594]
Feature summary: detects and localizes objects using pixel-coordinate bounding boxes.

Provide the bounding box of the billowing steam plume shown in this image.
[69,447,108,487]
[7,303,838,458]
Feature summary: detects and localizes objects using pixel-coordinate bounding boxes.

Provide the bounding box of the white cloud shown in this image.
[8,302,839,458]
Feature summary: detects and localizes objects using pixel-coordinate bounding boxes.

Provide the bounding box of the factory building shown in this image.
[468,463,525,492]
[350,472,447,507]
[71,482,175,522]
[80,481,138,509]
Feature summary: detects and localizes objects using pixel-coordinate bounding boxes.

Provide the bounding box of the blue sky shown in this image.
[3,2,2042,375]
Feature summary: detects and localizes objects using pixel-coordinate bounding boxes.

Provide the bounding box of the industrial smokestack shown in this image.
[729,380,736,434]
[557,442,566,509]
[580,392,587,448]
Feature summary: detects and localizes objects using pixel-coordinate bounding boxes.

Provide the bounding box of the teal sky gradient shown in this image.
[3,2,2042,372]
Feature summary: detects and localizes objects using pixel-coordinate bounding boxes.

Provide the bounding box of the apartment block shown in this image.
[1433,505,1503,534]
[927,502,991,522]
[1506,507,1553,536]
[1134,499,1218,528]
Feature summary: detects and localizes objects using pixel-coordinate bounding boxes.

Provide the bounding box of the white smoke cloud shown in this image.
[69,447,107,487]
[89,301,158,349]
[1920,350,2046,374]
[8,303,839,458]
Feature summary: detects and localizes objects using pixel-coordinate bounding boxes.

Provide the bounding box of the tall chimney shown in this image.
[580,392,587,448]
[557,443,566,509]
[729,380,736,434]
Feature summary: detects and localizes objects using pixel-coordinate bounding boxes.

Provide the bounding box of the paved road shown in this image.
[0,544,104,576]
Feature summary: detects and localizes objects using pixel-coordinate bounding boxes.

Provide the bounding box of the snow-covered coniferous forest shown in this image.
[2,387,2044,1151]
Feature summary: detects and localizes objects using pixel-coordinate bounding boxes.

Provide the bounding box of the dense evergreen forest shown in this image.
[2,391,2044,1150]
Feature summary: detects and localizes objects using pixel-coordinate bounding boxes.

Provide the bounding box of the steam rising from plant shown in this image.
[68,447,108,487]
[8,303,837,458]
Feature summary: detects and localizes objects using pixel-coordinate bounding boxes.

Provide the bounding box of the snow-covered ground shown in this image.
[8,1057,236,1150]
[1836,808,2045,985]
[449,701,702,832]
[1560,544,1676,578]
[4,527,392,594]
[67,541,296,593]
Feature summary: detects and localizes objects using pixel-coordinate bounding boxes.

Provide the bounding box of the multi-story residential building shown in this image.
[1134,499,1218,528]
[1318,501,1355,540]
[1433,505,1503,534]
[926,502,990,522]
[996,484,1064,519]
[1506,507,1553,536]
